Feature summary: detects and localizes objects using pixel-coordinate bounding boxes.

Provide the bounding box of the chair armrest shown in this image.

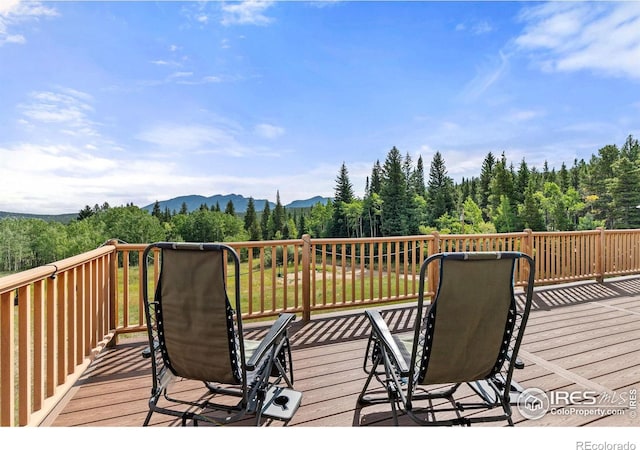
[246,313,295,371]
[365,310,410,376]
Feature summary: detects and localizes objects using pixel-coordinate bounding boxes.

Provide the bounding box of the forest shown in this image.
[1,134,639,273]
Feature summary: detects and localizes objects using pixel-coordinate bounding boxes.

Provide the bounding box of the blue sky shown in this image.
[1,1,639,214]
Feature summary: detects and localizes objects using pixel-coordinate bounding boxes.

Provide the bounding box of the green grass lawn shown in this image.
[117,260,421,328]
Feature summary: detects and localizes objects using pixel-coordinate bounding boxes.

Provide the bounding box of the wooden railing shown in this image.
[1,228,640,426]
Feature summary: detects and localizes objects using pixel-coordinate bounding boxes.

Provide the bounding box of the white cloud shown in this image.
[255,123,285,139]
[221,0,274,26]
[515,2,640,80]
[472,21,493,35]
[137,124,240,152]
[455,20,492,35]
[0,142,211,213]
[505,109,545,124]
[0,0,57,46]
[18,89,99,138]
[460,51,510,101]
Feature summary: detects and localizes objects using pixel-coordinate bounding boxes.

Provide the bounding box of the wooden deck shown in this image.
[42,276,640,434]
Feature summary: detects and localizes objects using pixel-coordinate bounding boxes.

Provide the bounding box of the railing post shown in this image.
[521,229,533,287]
[428,232,440,297]
[301,234,312,322]
[107,240,119,346]
[596,227,605,283]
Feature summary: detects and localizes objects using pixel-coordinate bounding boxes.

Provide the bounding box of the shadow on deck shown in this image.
[43,275,640,431]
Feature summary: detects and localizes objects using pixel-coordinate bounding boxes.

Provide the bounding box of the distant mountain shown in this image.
[0,211,77,224]
[286,196,331,209]
[142,194,331,214]
[0,195,331,222]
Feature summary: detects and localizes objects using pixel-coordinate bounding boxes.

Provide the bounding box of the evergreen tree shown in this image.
[369,160,382,195]
[413,155,426,197]
[519,180,545,231]
[492,195,517,233]
[270,191,286,239]
[477,152,495,221]
[514,159,530,205]
[244,197,258,234]
[609,156,640,229]
[261,201,271,240]
[77,205,94,221]
[151,201,162,220]
[488,152,515,218]
[380,146,408,236]
[179,202,189,215]
[585,144,619,227]
[426,151,454,226]
[330,163,355,237]
[570,158,584,191]
[297,214,308,238]
[163,206,172,223]
[621,134,640,162]
[558,162,569,192]
[224,200,235,216]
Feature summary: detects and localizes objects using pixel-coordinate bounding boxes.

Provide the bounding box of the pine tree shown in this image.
[621,134,640,162]
[609,156,640,229]
[426,151,454,226]
[519,180,545,231]
[514,159,529,205]
[224,200,235,216]
[369,160,382,195]
[380,146,407,236]
[261,201,271,240]
[179,202,188,215]
[558,162,569,192]
[77,205,94,221]
[330,162,355,237]
[270,191,285,239]
[151,200,162,220]
[488,152,515,218]
[244,197,262,241]
[413,155,426,197]
[477,152,495,221]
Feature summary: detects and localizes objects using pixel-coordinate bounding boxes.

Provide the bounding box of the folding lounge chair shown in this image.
[141,242,301,426]
[358,251,535,426]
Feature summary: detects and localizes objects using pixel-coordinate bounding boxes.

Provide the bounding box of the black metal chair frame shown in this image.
[358,251,535,426]
[141,242,296,426]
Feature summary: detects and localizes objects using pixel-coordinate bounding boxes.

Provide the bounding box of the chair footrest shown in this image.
[261,386,302,421]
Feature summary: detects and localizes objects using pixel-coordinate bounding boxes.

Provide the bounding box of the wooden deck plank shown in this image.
[43,277,640,429]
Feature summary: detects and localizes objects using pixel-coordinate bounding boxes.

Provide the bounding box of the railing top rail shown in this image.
[113,239,305,252]
[436,232,527,239]
[530,230,601,236]
[0,244,115,294]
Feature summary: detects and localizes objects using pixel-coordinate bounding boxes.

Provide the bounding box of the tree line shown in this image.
[1,135,638,273]
[328,135,640,238]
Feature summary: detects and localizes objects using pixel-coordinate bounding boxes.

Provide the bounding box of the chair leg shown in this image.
[143,409,154,427]
[357,352,383,404]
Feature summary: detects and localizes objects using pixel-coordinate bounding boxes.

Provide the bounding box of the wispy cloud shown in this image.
[18,88,100,138]
[255,123,284,139]
[504,109,545,124]
[221,0,275,26]
[460,50,510,101]
[515,2,640,80]
[455,20,493,35]
[0,0,57,46]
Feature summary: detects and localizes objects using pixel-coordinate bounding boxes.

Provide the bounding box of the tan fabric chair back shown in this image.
[158,248,239,384]
[421,255,515,385]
